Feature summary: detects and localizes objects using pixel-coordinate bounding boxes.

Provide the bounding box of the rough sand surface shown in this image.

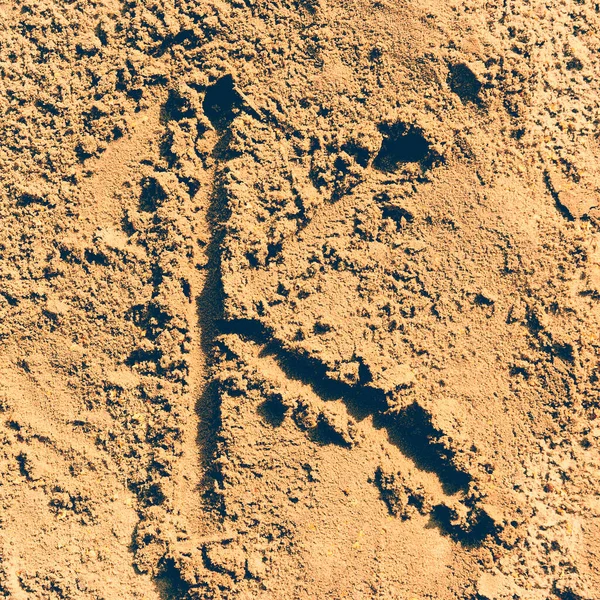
[1,0,600,598]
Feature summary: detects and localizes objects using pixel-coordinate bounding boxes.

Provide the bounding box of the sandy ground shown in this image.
[1,0,600,598]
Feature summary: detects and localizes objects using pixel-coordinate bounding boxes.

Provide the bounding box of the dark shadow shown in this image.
[220,318,269,341]
[381,204,414,226]
[447,63,482,104]
[373,122,433,172]
[374,404,470,495]
[83,248,109,266]
[202,75,245,131]
[381,204,415,232]
[163,88,196,123]
[154,559,190,600]
[194,155,230,514]
[216,317,493,544]
[543,170,575,221]
[139,176,167,212]
[429,505,496,547]
[129,301,172,340]
[148,555,191,600]
[222,317,471,495]
[16,192,52,208]
[310,420,352,448]
[257,397,288,427]
[126,347,162,369]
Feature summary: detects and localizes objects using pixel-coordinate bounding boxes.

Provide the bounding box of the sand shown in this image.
[1,0,599,598]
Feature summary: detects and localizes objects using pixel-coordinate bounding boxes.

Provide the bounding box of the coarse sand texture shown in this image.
[0,1,599,599]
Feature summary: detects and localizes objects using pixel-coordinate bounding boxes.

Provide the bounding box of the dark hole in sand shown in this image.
[373,123,431,172]
[202,74,244,130]
[258,397,288,427]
